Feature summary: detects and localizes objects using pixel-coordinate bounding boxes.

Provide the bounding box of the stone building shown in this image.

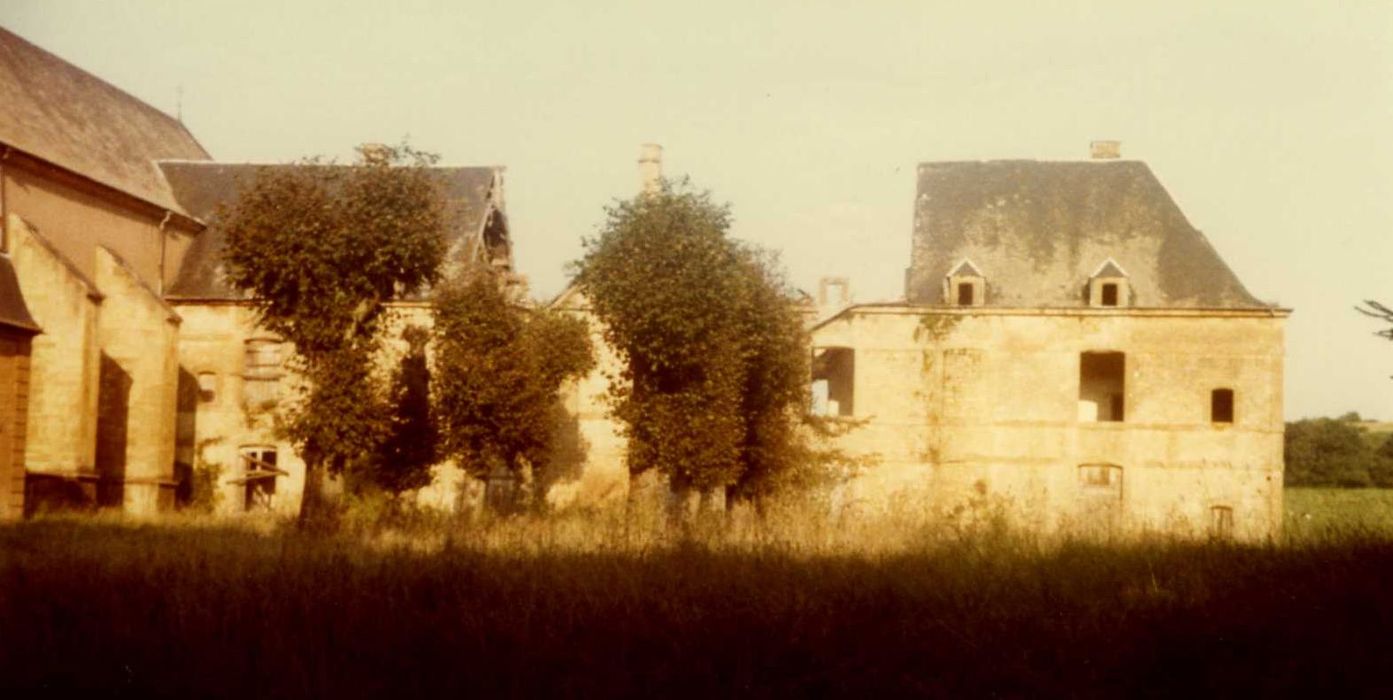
[557,144,1287,539]
[0,27,512,516]
[810,148,1288,539]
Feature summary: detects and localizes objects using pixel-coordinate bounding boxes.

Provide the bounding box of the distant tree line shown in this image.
[1285,413,1393,488]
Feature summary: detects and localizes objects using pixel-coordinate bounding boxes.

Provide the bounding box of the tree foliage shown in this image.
[432,271,594,510]
[366,326,438,494]
[573,179,814,503]
[1285,416,1393,488]
[219,143,449,525]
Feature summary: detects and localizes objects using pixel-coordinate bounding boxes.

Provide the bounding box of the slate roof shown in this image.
[0,27,210,213]
[904,160,1267,309]
[158,162,500,298]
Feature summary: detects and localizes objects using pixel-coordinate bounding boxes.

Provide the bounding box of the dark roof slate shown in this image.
[158,162,499,298]
[904,160,1267,309]
[0,27,210,213]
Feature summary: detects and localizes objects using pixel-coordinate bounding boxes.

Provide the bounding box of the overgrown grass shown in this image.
[4,498,1393,697]
[1286,486,1393,540]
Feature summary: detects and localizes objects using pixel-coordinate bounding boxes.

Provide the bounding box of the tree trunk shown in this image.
[297,457,333,531]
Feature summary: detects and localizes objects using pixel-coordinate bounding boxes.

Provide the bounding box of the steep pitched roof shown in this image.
[158,162,501,298]
[904,160,1267,309]
[0,28,210,213]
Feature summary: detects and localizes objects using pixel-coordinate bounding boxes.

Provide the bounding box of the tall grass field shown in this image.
[2,489,1392,696]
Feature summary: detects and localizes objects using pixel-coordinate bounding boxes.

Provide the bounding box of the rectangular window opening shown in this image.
[1079,351,1125,422]
[240,447,278,511]
[957,282,975,306]
[811,347,854,417]
[1211,389,1234,424]
[1210,506,1234,539]
[1101,283,1119,307]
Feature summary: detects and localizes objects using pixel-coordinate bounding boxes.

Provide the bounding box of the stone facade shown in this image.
[810,307,1285,539]
[0,28,510,517]
[553,152,1288,541]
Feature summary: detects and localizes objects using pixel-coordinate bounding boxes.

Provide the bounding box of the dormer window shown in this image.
[1089,259,1130,308]
[945,260,985,307]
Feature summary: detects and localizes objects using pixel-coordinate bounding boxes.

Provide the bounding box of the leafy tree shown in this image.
[219,143,449,527]
[432,271,593,511]
[366,325,438,494]
[573,178,813,509]
[1285,417,1376,487]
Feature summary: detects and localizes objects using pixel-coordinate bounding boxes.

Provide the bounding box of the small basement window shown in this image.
[1211,389,1234,424]
[1209,506,1234,539]
[811,347,854,417]
[1079,352,1125,422]
[1078,464,1123,498]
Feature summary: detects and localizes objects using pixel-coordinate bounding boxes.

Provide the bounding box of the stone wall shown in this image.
[93,247,181,514]
[7,216,101,482]
[811,306,1287,540]
[3,166,194,291]
[0,331,30,518]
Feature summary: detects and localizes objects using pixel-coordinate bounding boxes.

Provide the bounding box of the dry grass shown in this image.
[3,501,1393,697]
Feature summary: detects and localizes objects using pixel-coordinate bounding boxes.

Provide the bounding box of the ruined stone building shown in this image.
[809,146,1288,540]
[556,144,1287,539]
[0,28,512,517]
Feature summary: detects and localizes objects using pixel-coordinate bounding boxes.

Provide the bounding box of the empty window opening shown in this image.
[1211,389,1235,424]
[237,446,282,511]
[1079,352,1125,422]
[811,347,854,417]
[1079,464,1121,489]
[1101,283,1119,307]
[1210,506,1234,539]
[243,339,284,408]
[196,372,217,402]
[957,282,975,306]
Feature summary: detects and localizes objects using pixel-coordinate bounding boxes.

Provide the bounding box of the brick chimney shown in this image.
[639,143,663,195]
[1089,140,1121,160]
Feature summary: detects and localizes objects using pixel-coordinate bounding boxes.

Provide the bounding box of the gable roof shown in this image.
[904,160,1267,309]
[158,162,501,298]
[0,28,210,213]
[1092,259,1128,279]
[947,259,983,277]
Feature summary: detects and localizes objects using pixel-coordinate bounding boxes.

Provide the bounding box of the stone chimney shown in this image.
[359,142,392,165]
[818,276,850,306]
[1089,140,1121,160]
[639,143,663,195]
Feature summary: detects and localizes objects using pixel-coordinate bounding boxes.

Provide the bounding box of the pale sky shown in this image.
[3,0,1390,420]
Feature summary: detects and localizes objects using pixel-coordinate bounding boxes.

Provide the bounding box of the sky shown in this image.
[2,0,1391,420]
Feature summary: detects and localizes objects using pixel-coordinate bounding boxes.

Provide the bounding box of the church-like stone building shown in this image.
[0,27,512,516]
